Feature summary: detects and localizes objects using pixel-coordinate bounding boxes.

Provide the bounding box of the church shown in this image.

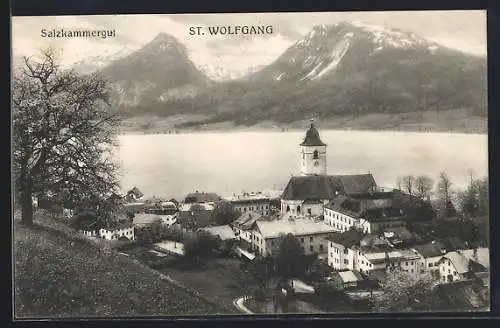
[280,122,378,217]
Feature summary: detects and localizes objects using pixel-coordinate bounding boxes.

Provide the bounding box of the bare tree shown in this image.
[12,48,121,225]
[435,172,454,219]
[401,175,415,196]
[395,177,403,190]
[415,176,434,200]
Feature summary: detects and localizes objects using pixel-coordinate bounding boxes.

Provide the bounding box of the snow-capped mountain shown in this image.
[248,21,451,84]
[71,47,135,74]
[179,21,486,126]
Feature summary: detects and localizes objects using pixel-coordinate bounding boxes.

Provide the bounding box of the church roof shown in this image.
[300,123,326,146]
[281,174,377,200]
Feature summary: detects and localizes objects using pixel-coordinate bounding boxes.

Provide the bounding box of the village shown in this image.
[31,123,490,313]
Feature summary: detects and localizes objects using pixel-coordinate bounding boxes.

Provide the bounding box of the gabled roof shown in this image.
[255,218,336,239]
[300,123,326,146]
[337,270,363,283]
[203,225,237,241]
[360,207,407,222]
[460,248,490,269]
[338,175,377,195]
[414,242,447,258]
[326,230,365,248]
[232,211,266,230]
[281,174,376,200]
[127,187,143,198]
[440,249,490,274]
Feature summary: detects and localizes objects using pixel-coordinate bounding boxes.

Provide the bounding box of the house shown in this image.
[184,191,220,204]
[202,224,237,241]
[99,222,135,241]
[133,213,177,228]
[326,230,365,270]
[126,187,144,202]
[327,231,423,277]
[177,202,215,229]
[223,192,271,215]
[231,211,269,244]
[81,219,135,241]
[324,194,410,234]
[438,248,489,284]
[144,201,178,215]
[413,241,447,274]
[330,270,364,290]
[250,217,336,257]
[202,225,237,252]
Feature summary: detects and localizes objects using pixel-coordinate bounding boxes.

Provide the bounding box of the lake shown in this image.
[116,130,488,200]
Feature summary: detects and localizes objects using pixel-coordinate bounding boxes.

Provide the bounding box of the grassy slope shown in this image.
[13,214,234,318]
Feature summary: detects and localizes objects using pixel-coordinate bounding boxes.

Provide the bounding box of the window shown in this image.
[319,245,324,251]
[307,208,312,215]
[309,237,313,242]
[286,205,290,212]
[297,206,301,213]
[405,262,408,266]
[300,237,304,243]
[313,150,319,159]
[344,259,348,265]
[428,263,433,267]
[411,269,414,273]
[344,249,348,254]
[310,246,314,252]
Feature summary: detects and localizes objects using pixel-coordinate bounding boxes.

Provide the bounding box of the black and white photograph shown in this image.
[11,10,489,318]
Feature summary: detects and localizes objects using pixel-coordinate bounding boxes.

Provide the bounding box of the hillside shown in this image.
[13,213,233,318]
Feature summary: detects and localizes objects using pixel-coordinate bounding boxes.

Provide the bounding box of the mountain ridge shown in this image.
[81,22,486,129]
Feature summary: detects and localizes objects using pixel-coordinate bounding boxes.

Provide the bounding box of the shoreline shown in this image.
[118,126,488,136]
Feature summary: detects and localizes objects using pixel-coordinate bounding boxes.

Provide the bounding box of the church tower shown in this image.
[300,121,327,176]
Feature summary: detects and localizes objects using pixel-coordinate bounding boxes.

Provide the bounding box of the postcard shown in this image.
[11,11,489,318]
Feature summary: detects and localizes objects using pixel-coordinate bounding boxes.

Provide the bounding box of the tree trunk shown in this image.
[20,173,34,226]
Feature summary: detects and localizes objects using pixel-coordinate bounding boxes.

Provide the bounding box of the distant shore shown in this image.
[118,109,488,136]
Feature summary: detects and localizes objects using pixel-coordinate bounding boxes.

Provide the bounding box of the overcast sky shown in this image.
[12,11,487,72]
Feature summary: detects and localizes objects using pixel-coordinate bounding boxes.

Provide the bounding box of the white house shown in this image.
[438,248,489,284]
[231,211,267,244]
[327,231,423,277]
[324,195,407,234]
[99,224,135,241]
[133,213,177,228]
[250,216,336,257]
[413,241,447,274]
[81,223,135,241]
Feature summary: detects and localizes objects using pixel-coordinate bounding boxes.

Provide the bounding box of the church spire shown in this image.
[300,119,327,176]
[301,119,326,147]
